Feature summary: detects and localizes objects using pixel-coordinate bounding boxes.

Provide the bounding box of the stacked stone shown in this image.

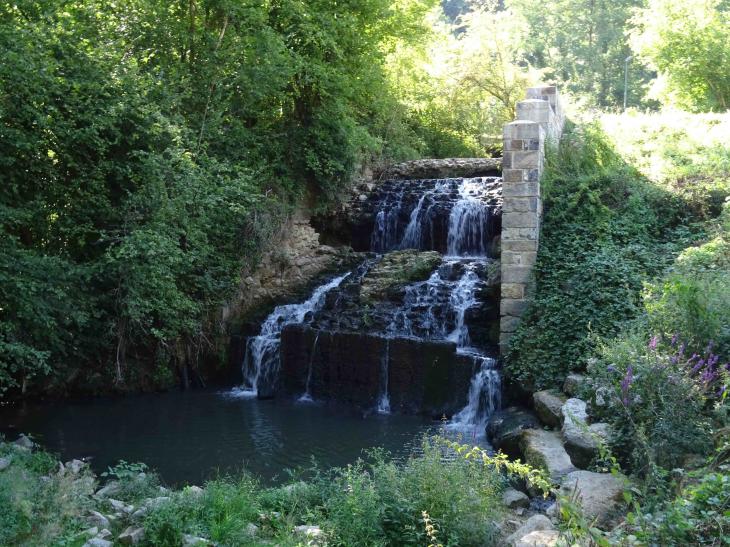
[499,86,564,352]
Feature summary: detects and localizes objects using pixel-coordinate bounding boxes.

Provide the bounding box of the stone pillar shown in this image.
[500,120,545,352]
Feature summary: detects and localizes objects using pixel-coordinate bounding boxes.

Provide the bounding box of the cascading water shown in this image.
[447,180,493,257]
[236,274,349,398]
[298,332,320,403]
[377,338,391,414]
[449,355,501,437]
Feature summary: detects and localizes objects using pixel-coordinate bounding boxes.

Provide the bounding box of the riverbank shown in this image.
[0,434,550,546]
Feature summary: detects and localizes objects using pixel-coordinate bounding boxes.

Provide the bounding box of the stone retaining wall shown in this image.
[500,86,565,353]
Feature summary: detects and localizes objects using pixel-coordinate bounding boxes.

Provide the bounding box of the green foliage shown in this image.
[505,123,692,390]
[0,440,96,546]
[0,0,450,396]
[507,0,651,108]
[588,331,716,477]
[630,0,730,111]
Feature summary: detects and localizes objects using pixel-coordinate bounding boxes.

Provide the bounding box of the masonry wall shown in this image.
[500,86,564,353]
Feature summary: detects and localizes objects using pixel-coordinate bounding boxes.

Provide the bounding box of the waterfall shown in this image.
[371,189,405,252]
[377,338,391,414]
[298,332,320,403]
[449,355,501,437]
[447,266,481,347]
[237,274,349,397]
[447,179,492,257]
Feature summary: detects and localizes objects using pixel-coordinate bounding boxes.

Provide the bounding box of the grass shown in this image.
[0,435,525,547]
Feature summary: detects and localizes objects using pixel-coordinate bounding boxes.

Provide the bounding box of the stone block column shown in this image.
[500,120,545,352]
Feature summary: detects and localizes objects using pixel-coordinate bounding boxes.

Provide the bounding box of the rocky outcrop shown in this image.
[377,158,501,180]
[559,470,626,527]
[533,390,566,428]
[360,250,441,302]
[487,407,540,458]
[224,215,358,331]
[314,176,502,253]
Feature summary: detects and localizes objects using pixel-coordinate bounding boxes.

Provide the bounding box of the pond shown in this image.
[0,389,442,486]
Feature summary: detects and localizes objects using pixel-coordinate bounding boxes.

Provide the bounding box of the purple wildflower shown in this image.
[670,334,678,347]
[649,335,659,351]
[621,365,634,406]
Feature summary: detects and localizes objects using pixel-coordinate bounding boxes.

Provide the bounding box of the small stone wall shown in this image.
[500,86,565,353]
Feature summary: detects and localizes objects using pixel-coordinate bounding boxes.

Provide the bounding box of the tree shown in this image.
[630,0,730,112]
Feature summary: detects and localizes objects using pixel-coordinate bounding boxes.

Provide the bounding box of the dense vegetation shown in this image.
[0,435,551,546]
[0,0,451,396]
[506,112,730,544]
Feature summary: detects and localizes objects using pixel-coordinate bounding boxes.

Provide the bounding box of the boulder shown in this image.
[502,488,530,509]
[294,525,323,538]
[561,398,611,468]
[83,539,112,547]
[504,515,555,546]
[118,526,145,545]
[487,407,540,458]
[183,535,211,546]
[521,429,576,482]
[562,373,586,397]
[515,530,561,547]
[87,511,111,530]
[533,390,566,428]
[108,498,134,514]
[95,481,121,499]
[66,459,86,474]
[559,470,626,527]
[14,434,34,450]
[359,250,442,302]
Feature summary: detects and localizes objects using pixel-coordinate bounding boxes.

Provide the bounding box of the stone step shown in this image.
[520,428,577,483]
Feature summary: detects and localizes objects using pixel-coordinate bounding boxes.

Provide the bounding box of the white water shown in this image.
[447,179,492,257]
[448,354,501,438]
[447,267,481,347]
[376,338,391,414]
[237,274,349,398]
[298,332,320,403]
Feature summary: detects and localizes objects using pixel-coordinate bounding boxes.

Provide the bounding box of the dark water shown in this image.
[0,390,437,486]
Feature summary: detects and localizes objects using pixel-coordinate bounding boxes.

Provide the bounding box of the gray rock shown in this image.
[246,523,259,537]
[294,525,323,538]
[118,526,145,545]
[533,390,566,428]
[562,373,586,397]
[502,488,530,509]
[87,511,111,529]
[108,498,134,514]
[521,429,577,482]
[183,534,211,546]
[83,527,99,537]
[487,407,540,458]
[83,539,113,547]
[14,434,34,449]
[0,455,12,471]
[66,459,86,474]
[95,481,121,499]
[561,398,611,469]
[185,485,204,496]
[505,515,555,546]
[515,530,561,547]
[97,529,112,539]
[559,470,626,527]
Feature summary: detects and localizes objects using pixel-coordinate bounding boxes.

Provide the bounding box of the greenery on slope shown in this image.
[0,0,454,397]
